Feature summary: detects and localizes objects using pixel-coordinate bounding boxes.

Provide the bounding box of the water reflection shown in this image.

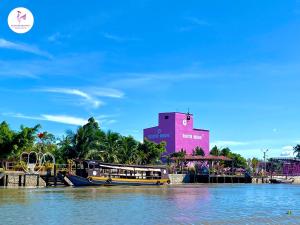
[0,188,28,205]
[0,184,300,225]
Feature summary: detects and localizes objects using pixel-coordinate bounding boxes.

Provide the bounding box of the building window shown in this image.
[164,116,169,119]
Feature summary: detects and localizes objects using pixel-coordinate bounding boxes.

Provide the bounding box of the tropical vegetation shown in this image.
[0,118,166,165]
[210,145,247,168]
[192,146,205,156]
[3,118,294,170]
[294,144,300,158]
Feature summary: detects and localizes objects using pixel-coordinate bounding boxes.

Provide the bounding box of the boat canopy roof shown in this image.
[74,160,167,172]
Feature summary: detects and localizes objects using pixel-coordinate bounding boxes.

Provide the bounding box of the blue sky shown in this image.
[1,0,300,159]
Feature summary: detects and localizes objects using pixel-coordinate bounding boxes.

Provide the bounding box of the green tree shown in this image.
[57,130,75,162]
[210,145,248,168]
[34,131,57,153]
[9,124,41,159]
[210,145,220,156]
[118,136,139,164]
[99,130,121,163]
[73,117,104,159]
[220,147,231,157]
[170,149,187,173]
[192,146,205,156]
[56,117,105,161]
[0,121,15,159]
[229,152,247,168]
[251,157,259,171]
[293,145,300,158]
[136,139,166,165]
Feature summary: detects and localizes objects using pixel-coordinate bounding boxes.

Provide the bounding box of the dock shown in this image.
[169,173,251,184]
[0,162,69,187]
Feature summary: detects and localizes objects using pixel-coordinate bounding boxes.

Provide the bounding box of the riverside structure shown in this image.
[143,112,210,155]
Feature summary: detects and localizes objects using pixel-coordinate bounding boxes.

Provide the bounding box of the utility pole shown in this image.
[262,149,269,176]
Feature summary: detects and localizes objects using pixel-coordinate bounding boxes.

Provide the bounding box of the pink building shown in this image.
[143,112,210,155]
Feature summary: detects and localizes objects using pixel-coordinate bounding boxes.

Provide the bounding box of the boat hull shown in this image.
[90,176,170,186]
[269,178,294,184]
[67,174,169,187]
[66,174,107,186]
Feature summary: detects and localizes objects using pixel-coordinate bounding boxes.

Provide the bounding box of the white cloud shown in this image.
[282,145,293,151]
[47,32,71,43]
[0,38,52,58]
[41,114,87,126]
[37,87,124,108]
[0,60,39,78]
[38,88,102,108]
[102,32,140,42]
[108,72,205,89]
[2,113,87,126]
[280,145,295,157]
[185,17,210,26]
[91,88,124,98]
[210,140,249,147]
[104,119,117,124]
[0,52,104,78]
[48,33,60,42]
[178,17,210,32]
[2,112,117,127]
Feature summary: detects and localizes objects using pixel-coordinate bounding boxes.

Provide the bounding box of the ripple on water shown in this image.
[0,184,300,225]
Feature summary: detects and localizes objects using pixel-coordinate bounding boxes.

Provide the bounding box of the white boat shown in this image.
[269,178,294,184]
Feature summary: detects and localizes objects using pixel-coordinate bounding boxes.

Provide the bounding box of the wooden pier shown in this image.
[0,171,46,187]
[0,162,69,187]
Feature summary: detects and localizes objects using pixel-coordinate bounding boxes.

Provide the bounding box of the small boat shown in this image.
[269,178,294,184]
[67,160,170,187]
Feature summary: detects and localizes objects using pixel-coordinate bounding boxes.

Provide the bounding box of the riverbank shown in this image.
[2,170,300,187]
[252,175,300,184]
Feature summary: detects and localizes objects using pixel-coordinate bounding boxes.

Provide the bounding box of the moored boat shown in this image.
[66,174,108,186]
[67,160,170,187]
[269,178,294,184]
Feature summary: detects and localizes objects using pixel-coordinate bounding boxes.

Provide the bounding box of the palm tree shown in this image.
[294,145,300,158]
[118,136,138,164]
[72,117,104,159]
[57,131,75,161]
[251,157,259,173]
[136,139,166,165]
[99,131,121,163]
[9,124,41,160]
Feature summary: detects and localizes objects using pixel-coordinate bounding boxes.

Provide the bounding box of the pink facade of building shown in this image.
[143,112,210,155]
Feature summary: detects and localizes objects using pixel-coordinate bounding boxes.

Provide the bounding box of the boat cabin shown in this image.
[73,160,169,181]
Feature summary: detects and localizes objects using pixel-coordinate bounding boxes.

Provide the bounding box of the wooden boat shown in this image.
[269,178,294,184]
[66,174,111,186]
[66,160,170,187]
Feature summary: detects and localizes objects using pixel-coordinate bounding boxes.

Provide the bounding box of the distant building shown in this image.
[143,112,209,155]
[268,157,300,176]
